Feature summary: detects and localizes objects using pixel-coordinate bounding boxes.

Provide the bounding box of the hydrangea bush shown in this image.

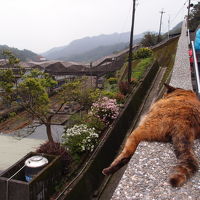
[90,97,119,124]
[62,124,99,154]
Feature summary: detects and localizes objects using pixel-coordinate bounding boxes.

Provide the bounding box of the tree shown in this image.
[140,32,159,47]
[2,50,21,65]
[61,78,95,110]
[0,68,59,142]
[189,2,200,30]
[0,53,84,142]
[17,73,93,142]
[0,51,23,106]
[0,69,15,105]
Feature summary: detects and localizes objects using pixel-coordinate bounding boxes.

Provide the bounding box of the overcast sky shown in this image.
[0,0,194,53]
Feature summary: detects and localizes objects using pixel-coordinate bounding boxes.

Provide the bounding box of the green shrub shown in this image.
[101,90,117,99]
[87,88,118,102]
[9,112,16,118]
[84,115,106,132]
[89,89,102,103]
[108,77,117,85]
[133,48,153,59]
[67,113,85,128]
[67,112,106,132]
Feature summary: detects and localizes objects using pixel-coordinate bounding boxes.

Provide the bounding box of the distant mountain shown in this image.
[0,45,40,62]
[42,32,144,62]
[59,42,128,62]
[169,21,183,35]
[61,38,142,63]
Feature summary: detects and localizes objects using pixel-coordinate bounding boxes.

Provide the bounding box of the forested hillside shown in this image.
[0,45,39,61]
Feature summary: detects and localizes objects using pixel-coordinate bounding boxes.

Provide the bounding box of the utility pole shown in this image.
[168,15,170,40]
[157,9,165,43]
[187,0,191,28]
[90,62,93,87]
[128,0,136,84]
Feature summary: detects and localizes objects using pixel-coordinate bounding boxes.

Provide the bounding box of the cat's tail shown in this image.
[102,128,142,176]
[170,131,199,187]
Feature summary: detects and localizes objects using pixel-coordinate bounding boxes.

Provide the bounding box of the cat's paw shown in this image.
[102,165,118,175]
[102,157,130,175]
[102,168,111,176]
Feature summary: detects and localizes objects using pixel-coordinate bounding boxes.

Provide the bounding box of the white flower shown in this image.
[62,124,99,153]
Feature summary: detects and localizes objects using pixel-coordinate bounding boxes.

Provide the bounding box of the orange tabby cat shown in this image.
[102,84,200,187]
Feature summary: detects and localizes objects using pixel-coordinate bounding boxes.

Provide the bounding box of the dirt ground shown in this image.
[0,94,81,134]
[0,111,33,133]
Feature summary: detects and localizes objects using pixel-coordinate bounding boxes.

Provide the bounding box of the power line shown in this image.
[117,0,139,45]
[171,0,187,24]
[118,4,132,37]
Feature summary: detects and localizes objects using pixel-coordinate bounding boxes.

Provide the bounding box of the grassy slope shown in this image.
[117,37,179,84]
[131,57,154,80]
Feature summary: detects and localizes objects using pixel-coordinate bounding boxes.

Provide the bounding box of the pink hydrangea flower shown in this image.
[90,97,119,124]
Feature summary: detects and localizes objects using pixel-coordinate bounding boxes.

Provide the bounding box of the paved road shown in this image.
[0,134,43,172]
[0,124,64,172]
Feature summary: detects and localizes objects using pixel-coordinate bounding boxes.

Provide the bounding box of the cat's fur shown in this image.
[102,84,200,187]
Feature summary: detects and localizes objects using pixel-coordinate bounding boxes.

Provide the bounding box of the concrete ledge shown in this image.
[170,20,192,90]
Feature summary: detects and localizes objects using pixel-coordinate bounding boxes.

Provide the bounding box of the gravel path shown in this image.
[111,20,198,200]
[111,141,200,200]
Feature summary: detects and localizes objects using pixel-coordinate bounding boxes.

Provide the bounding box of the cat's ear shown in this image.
[164,83,176,93]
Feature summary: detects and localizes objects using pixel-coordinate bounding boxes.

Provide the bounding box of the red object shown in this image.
[189,49,194,63]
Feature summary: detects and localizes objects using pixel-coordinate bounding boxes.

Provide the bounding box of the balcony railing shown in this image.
[191,40,200,98]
